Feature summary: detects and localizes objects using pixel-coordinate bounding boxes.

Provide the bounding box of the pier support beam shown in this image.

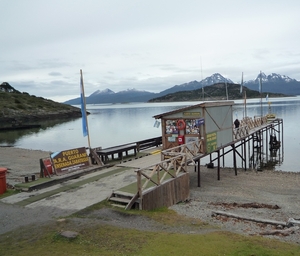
[232,144,237,175]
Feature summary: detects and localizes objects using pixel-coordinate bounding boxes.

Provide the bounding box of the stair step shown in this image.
[109,196,131,204]
[113,191,135,198]
[111,203,126,209]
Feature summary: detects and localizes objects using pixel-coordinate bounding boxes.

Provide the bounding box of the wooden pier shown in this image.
[108,116,283,211]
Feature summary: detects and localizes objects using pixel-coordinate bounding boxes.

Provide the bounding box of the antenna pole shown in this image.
[200,56,204,100]
[260,71,263,124]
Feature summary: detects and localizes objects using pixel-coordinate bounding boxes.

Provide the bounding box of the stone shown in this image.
[60,230,79,239]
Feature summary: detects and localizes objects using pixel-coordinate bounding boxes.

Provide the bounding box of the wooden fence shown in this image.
[234,116,268,139]
[161,139,204,162]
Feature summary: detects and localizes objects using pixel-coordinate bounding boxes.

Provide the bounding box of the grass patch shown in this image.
[14,178,50,189]
[0,189,19,199]
[0,214,299,256]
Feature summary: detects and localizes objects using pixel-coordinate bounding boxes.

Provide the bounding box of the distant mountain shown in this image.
[89,88,115,97]
[244,73,300,95]
[64,72,299,104]
[64,73,233,104]
[64,88,157,104]
[148,83,286,102]
[157,73,233,96]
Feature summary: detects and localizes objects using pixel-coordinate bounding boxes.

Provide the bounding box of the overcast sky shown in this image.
[1,0,300,102]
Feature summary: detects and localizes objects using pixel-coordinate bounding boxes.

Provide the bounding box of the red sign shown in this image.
[50,147,90,174]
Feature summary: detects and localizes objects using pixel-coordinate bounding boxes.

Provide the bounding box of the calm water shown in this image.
[1,97,299,172]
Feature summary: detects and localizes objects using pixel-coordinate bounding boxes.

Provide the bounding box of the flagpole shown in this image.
[240,72,244,118]
[260,71,263,124]
[244,91,247,118]
[80,69,91,149]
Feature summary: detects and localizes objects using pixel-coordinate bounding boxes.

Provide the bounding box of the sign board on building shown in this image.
[50,147,90,174]
[206,132,217,153]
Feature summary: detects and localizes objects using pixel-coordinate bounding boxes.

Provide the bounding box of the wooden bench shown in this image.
[96,143,137,163]
[136,136,162,152]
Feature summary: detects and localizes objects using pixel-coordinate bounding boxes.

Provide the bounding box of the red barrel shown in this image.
[43,159,53,176]
[0,167,7,195]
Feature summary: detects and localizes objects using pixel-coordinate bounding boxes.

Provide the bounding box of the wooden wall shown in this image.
[141,173,190,210]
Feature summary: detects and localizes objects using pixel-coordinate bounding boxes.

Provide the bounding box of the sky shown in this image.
[1,0,300,102]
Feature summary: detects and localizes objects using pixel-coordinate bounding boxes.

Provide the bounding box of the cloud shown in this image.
[1,0,300,102]
[48,72,62,77]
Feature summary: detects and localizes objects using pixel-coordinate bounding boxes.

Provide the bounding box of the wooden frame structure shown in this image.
[109,103,284,211]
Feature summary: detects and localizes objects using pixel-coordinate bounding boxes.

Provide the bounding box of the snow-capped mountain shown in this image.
[244,73,299,95]
[201,73,233,86]
[89,88,115,97]
[63,72,299,104]
[245,72,296,84]
[158,73,233,96]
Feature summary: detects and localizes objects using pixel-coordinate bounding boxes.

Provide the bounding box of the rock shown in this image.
[60,230,79,239]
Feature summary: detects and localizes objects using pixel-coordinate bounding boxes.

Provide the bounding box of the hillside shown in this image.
[0,82,82,125]
[148,83,286,102]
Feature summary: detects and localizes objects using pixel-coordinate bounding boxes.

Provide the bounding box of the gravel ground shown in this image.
[1,147,300,245]
[171,167,300,244]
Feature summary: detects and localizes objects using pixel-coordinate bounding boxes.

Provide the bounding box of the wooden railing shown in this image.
[126,152,189,210]
[234,116,268,140]
[161,139,204,162]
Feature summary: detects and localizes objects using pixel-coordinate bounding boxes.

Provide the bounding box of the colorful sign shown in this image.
[206,132,217,153]
[51,147,90,174]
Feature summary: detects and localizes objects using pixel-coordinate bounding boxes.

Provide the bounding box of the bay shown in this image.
[1,97,299,172]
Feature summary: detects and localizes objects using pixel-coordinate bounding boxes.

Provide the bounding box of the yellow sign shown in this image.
[51,147,90,174]
[206,132,217,153]
[183,112,201,117]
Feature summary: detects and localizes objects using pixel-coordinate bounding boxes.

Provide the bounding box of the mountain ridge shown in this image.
[64,72,299,104]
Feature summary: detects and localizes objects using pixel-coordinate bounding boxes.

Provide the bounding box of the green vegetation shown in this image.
[0,82,81,123]
[0,189,19,199]
[149,83,286,102]
[1,204,299,255]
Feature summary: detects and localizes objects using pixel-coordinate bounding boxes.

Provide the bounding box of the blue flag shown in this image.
[80,72,88,137]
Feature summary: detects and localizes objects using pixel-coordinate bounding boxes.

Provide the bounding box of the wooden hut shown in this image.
[153,101,235,154]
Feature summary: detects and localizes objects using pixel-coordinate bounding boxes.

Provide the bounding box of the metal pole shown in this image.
[197,159,201,187]
[217,150,220,180]
[260,71,263,124]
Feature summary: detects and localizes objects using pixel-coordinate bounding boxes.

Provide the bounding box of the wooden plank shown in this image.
[125,193,139,210]
[212,210,287,226]
[141,173,189,210]
[109,197,130,204]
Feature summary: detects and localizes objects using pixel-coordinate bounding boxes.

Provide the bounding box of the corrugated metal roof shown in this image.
[153,101,234,119]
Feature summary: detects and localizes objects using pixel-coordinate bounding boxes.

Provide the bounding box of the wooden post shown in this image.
[217,150,220,180]
[222,148,225,167]
[243,139,247,170]
[280,119,284,156]
[137,170,142,210]
[197,159,201,187]
[232,144,237,175]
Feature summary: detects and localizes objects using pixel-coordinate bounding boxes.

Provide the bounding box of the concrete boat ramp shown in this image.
[1,149,161,215]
